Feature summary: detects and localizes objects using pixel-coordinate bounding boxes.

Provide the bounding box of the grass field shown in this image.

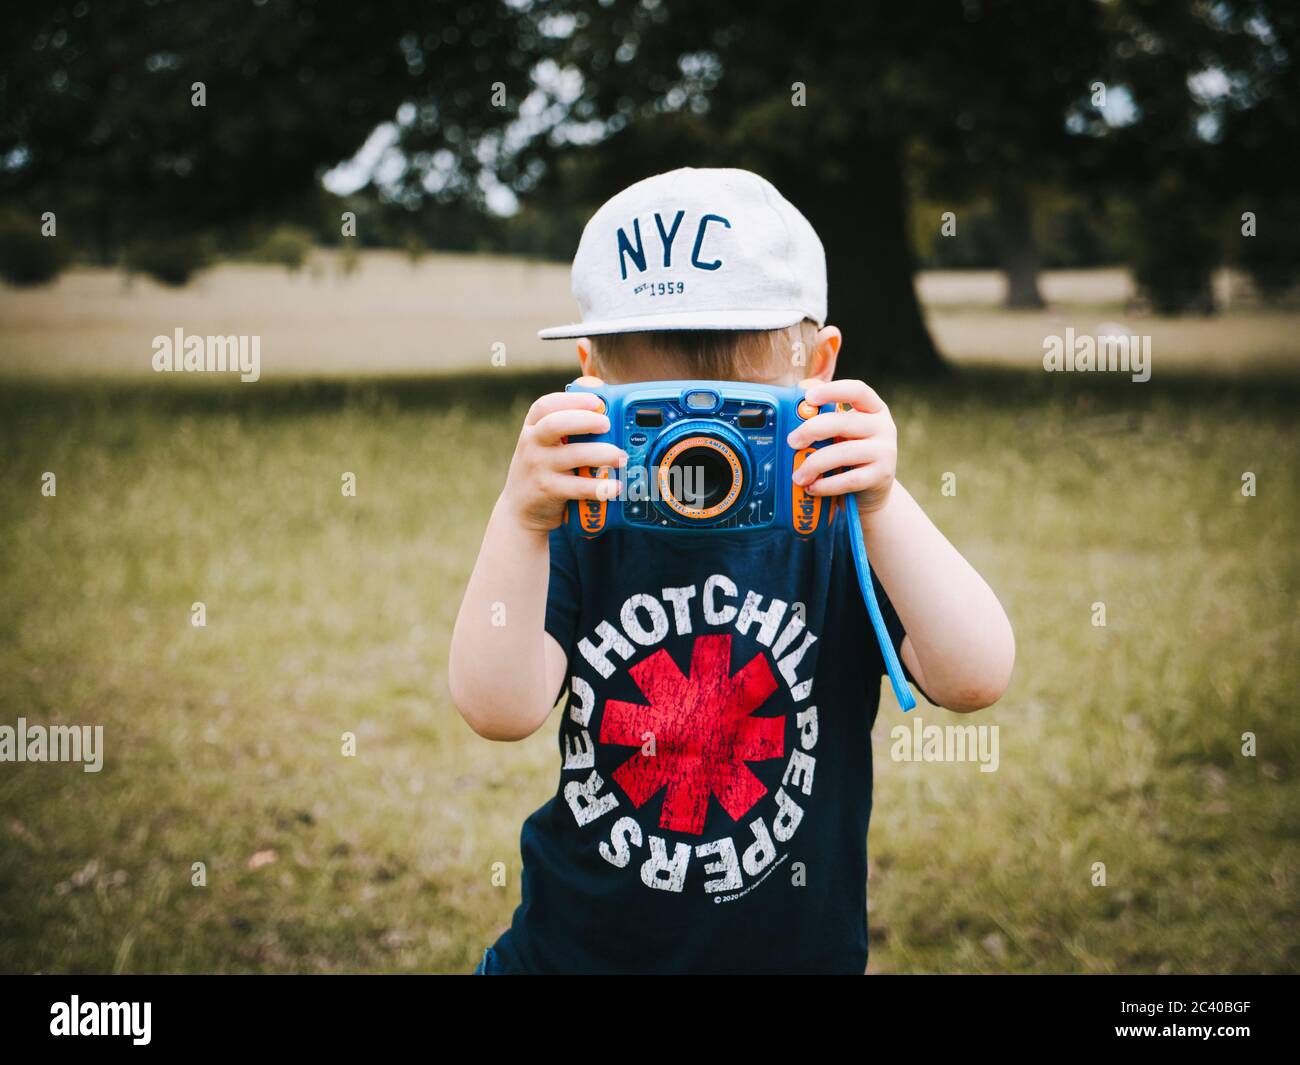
[0,261,1297,973]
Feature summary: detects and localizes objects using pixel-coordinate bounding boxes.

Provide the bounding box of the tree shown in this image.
[0,1,538,252]
[1082,0,1300,313]
[480,0,968,376]
[903,2,1108,311]
[403,0,1106,372]
[3,0,1293,353]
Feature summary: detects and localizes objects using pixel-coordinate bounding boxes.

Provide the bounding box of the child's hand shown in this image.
[502,392,628,533]
[786,379,897,514]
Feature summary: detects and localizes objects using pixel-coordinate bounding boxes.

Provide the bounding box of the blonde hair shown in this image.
[591,319,819,381]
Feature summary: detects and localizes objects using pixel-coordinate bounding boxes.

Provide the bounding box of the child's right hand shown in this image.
[501,391,628,533]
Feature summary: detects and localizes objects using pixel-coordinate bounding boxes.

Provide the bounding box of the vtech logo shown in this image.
[616,210,732,280]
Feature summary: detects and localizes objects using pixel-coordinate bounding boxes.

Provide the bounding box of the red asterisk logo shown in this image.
[599,634,785,835]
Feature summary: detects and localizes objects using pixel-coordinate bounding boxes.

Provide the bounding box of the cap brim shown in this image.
[538,308,811,340]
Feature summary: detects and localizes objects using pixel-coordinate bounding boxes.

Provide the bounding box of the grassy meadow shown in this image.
[0,258,1297,973]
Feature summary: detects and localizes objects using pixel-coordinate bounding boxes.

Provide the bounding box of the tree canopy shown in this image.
[2,0,1296,371]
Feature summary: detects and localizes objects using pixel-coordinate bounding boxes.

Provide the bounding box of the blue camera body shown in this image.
[564,378,837,539]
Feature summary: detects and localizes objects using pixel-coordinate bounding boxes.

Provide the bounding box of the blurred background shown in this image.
[0,0,1296,973]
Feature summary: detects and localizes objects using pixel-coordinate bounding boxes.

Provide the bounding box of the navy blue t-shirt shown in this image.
[489,505,914,974]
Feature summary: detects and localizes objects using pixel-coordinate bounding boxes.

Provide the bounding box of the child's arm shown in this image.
[789,379,1015,712]
[448,391,626,740]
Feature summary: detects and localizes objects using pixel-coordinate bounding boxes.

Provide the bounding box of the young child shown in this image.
[449,168,1015,975]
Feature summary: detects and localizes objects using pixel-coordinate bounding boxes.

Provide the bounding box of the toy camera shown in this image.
[564,377,837,538]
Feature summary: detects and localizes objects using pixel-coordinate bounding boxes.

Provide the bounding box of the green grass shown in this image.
[0,368,1296,973]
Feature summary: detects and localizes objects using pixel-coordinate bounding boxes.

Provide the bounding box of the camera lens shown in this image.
[672,445,732,510]
[655,433,745,522]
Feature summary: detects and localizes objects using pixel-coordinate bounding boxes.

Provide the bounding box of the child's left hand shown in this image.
[786,378,897,514]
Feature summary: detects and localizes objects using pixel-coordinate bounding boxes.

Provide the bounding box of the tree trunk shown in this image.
[994,192,1045,310]
[800,137,946,380]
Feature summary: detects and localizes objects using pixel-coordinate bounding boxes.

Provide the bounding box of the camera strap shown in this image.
[845,493,917,711]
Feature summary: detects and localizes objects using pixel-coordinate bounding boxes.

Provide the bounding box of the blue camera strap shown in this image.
[845,493,917,711]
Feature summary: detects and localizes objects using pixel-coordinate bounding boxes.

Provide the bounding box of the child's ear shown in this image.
[576,337,596,378]
[806,326,841,381]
